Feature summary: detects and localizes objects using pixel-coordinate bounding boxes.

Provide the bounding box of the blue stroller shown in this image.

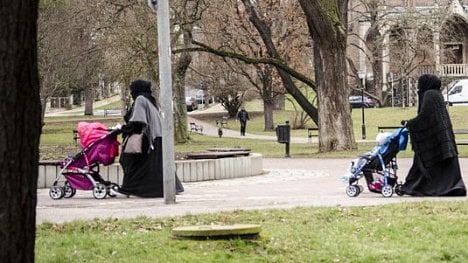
[343,127,409,197]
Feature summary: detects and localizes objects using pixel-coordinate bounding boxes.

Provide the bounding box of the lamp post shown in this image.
[361,87,366,140]
[148,0,176,204]
[358,71,367,140]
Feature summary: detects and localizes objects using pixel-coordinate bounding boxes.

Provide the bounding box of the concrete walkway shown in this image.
[36,157,468,224]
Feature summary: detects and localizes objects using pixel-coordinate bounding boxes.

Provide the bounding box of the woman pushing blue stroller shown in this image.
[342,127,409,197]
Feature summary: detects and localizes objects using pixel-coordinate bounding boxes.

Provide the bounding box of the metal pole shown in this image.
[361,80,366,140]
[285,121,290,157]
[157,0,176,204]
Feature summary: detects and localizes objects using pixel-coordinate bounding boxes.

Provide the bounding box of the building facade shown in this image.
[348,0,468,105]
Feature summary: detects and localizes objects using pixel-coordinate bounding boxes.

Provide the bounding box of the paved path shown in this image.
[188,104,376,144]
[36,158,468,224]
[38,103,467,224]
[45,95,122,117]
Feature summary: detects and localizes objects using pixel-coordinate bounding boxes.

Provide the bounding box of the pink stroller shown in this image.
[49,122,121,199]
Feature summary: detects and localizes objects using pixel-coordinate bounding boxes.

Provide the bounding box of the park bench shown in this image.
[216,116,229,127]
[454,129,468,146]
[377,126,401,133]
[190,122,203,134]
[103,108,122,117]
[307,128,319,143]
[377,126,468,146]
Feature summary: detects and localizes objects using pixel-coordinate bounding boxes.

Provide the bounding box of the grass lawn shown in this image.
[36,201,468,262]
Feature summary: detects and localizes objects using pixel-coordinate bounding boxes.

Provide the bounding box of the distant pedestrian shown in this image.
[237,107,250,136]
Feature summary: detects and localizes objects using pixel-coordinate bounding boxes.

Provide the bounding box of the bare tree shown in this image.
[347,0,447,106]
[195,0,314,128]
[38,1,74,119]
[191,0,354,151]
[172,0,207,143]
[0,1,41,261]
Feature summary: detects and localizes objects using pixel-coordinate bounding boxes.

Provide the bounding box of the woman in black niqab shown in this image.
[400,74,466,196]
[119,79,183,197]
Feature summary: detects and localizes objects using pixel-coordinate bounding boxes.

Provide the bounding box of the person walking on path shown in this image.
[237,107,250,136]
[400,74,466,196]
[118,79,184,197]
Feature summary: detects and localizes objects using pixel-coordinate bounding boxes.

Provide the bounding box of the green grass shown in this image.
[41,105,468,159]
[36,201,468,262]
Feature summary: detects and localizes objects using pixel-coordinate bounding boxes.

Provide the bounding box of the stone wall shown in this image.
[38,153,263,188]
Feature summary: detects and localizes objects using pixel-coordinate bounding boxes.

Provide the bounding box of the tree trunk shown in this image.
[263,101,275,131]
[0,1,41,262]
[173,31,192,143]
[273,93,285,110]
[262,79,275,131]
[84,85,94,116]
[300,0,356,152]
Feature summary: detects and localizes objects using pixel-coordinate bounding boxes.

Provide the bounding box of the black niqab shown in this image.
[401,74,466,196]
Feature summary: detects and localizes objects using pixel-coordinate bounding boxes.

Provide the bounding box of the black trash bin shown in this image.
[276,122,290,143]
[276,121,291,157]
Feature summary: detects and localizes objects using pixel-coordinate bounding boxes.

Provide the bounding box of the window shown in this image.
[449,85,463,95]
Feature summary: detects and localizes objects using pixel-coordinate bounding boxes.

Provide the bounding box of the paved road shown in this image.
[36,157,468,224]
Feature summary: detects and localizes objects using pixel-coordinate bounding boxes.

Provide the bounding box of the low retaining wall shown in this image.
[37,153,263,189]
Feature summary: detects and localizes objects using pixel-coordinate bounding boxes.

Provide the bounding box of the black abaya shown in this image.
[402,155,466,196]
[119,138,164,197]
[401,76,466,196]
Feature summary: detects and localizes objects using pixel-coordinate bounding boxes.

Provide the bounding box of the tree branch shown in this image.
[177,40,316,89]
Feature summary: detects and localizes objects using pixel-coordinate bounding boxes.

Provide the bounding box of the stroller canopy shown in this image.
[76,122,120,165]
[77,122,111,148]
[379,127,409,155]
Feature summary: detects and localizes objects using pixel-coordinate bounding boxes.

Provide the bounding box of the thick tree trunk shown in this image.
[300,0,356,152]
[0,1,41,262]
[315,45,356,151]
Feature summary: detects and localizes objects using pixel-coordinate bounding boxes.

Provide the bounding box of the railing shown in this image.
[439,64,468,76]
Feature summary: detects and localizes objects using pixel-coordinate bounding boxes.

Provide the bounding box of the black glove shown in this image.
[400,120,408,127]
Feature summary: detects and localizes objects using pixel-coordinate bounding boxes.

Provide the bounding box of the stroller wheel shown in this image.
[346,185,360,197]
[107,183,120,198]
[49,186,65,200]
[357,185,364,193]
[63,182,76,198]
[93,183,107,199]
[381,185,393,198]
[395,184,404,196]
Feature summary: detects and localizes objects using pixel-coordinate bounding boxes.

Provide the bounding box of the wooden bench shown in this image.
[378,126,468,146]
[190,122,203,134]
[216,116,229,127]
[307,128,319,143]
[454,129,468,146]
[377,126,401,132]
[104,109,122,117]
